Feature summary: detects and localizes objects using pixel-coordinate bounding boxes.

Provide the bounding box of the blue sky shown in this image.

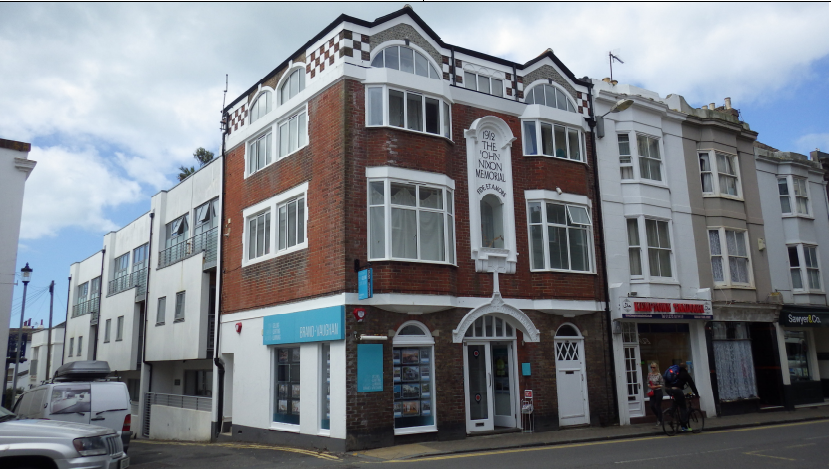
[2,2,828,328]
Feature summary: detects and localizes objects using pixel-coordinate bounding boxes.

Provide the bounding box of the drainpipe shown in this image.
[92,248,105,360]
[140,213,155,436]
[450,46,456,86]
[512,64,518,102]
[213,110,229,439]
[61,275,71,371]
[585,79,620,423]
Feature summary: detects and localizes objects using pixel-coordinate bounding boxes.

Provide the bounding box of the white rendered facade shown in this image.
[27,323,64,386]
[592,80,716,424]
[0,139,35,382]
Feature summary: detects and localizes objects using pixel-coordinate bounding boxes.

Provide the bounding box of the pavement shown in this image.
[355,403,829,462]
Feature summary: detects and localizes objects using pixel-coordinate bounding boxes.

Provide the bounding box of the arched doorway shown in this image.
[554,323,590,426]
[453,294,539,433]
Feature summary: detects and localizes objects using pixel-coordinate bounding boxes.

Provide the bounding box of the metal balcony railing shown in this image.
[71,296,100,318]
[158,227,218,270]
[107,268,148,297]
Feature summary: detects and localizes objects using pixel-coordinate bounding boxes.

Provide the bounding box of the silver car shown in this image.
[0,405,130,469]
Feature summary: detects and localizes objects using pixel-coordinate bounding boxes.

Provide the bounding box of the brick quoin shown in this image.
[221,77,615,449]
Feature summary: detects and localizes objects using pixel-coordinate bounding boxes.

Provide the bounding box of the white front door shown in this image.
[464,342,493,432]
[555,338,590,426]
[624,345,645,418]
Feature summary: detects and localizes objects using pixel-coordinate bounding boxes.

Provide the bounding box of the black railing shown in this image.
[107,267,148,297]
[71,296,100,317]
[158,227,218,269]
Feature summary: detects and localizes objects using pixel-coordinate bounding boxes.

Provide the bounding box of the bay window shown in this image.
[789,244,823,292]
[709,228,752,287]
[522,120,584,162]
[637,134,662,181]
[248,131,272,174]
[366,85,451,139]
[367,176,455,264]
[626,218,642,276]
[619,134,633,179]
[699,151,741,197]
[625,217,673,279]
[527,200,593,272]
[778,176,810,216]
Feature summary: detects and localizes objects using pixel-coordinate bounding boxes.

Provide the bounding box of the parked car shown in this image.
[0,404,130,468]
[13,361,132,452]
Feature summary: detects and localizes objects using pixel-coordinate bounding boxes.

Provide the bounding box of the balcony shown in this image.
[158,227,218,270]
[107,268,149,300]
[71,296,100,318]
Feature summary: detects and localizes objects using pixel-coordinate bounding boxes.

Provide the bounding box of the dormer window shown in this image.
[250,91,272,124]
[280,69,305,104]
[525,84,577,113]
[371,45,441,79]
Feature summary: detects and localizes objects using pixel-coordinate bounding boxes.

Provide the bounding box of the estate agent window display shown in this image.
[392,321,437,434]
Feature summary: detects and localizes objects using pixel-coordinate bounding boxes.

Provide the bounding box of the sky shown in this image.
[2,2,828,328]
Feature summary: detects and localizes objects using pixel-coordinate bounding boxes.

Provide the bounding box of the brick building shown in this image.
[216,6,615,451]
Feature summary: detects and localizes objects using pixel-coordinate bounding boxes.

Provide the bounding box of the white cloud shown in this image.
[794,132,829,155]
[19,146,142,239]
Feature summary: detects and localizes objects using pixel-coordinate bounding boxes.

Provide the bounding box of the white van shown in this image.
[14,361,132,451]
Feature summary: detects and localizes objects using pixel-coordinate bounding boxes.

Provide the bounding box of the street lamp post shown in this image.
[10,263,32,403]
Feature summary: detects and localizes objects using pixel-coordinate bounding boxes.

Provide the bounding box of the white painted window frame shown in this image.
[250,90,273,124]
[788,243,824,293]
[778,175,813,218]
[635,133,663,183]
[525,190,595,274]
[392,321,438,436]
[463,71,504,98]
[241,182,310,268]
[520,119,585,163]
[523,82,578,113]
[708,227,755,289]
[365,84,452,141]
[698,149,743,199]
[618,133,634,179]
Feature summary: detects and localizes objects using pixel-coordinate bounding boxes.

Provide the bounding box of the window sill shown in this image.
[270,422,301,433]
[630,278,680,285]
[782,213,814,220]
[155,322,165,327]
[523,154,587,165]
[793,290,825,295]
[702,194,744,201]
[366,124,453,144]
[103,341,110,344]
[713,285,756,290]
[244,243,309,269]
[530,268,595,275]
[369,257,457,267]
[394,425,438,436]
[620,179,667,189]
[174,318,185,323]
[115,339,123,342]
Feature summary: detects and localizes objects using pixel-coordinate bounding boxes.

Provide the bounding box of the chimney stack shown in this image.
[602,78,611,83]
[708,103,716,110]
[724,97,732,110]
[701,105,708,110]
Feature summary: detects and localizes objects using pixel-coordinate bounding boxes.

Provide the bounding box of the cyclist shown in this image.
[665,363,699,432]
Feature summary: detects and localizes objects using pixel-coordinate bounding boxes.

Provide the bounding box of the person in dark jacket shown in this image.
[666,363,699,431]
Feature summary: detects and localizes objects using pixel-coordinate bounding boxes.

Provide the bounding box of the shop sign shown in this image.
[620,298,712,320]
[779,311,827,327]
[357,344,383,392]
[263,305,345,345]
[358,268,373,300]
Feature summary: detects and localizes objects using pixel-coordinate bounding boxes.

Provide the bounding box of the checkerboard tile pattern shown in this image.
[227,102,247,135]
[306,30,370,80]
[577,92,590,117]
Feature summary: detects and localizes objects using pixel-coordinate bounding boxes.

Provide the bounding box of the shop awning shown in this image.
[779,306,828,327]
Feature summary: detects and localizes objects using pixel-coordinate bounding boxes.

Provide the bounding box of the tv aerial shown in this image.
[608,49,624,82]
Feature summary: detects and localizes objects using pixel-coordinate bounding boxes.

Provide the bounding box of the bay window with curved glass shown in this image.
[366,85,451,139]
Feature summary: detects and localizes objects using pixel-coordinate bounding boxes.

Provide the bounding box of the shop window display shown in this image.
[274,347,301,425]
[784,330,811,381]
[393,347,433,428]
[637,323,692,390]
[712,322,757,401]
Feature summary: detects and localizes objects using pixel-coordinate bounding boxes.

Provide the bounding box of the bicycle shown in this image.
[662,393,704,436]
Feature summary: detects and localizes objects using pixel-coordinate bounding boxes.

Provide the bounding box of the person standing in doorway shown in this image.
[646,362,664,426]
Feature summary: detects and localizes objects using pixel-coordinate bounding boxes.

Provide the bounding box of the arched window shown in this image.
[392,321,436,433]
[371,45,441,80]
[525,84,577,113]
[480,194,504,248]
[463,314,516,338]
[555,324,580,337]
[280,69,305,104]
[250,91,272,124]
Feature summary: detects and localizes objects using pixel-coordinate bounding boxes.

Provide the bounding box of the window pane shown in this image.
[788,246,801,267]
[370,206,385,258]
[659,250,672,277]
[657,221,670,248]
[569,228,589,271]
[701,173,714,193]
[369,181,385,205]
[264,213,271,254]
[808,270,821,290]
[648,137,660,159]
[249,142,256,173]
[281,80,289,104]
[645,219,658,247]
[530,225,544,269]
[391,208,417,258]
[279,205,287,250]
[425,97,440,134]
[447,214,455,263]
[567,206,591,226]
[804,246,818,268]
[257,137,265,170]
[288,200,297,247]
[791,268,803,289]
[266,132,273,164]
[719,175,738,196]
[777,178,790,195]
[548,226,568,269]
[528,202,542,224]
[629,247,642,276]
[626,219,640,246]
[443,102,451,139]
[618,134,630,155]
[554,125,567,159]
[400,47,414,74]
[279,123,288,157]
[621,166,634,179]
[389,90,404,127]
[256,215,265,257]
[420,211,445,261]
[546,203,566,225]
[465,72,477,90]
[544,85,557,108]
[712,257,724,282]
[297,198,305,244]
[730,257,749,283]
[491,79,502,96]
[289,116,298,153]
[734,231,746,256]
[555,88,568,111]
[414,52,428,77]
[368,87,383,125]
[477,75,490,94]
[523,121,537,155]
[297,113,307,148]
[371,52,384,67]
[796,196,809,215]
[794,178,807,196]
[391,183,417,206]
[709,230,721,255]
[480,195,504,248]
[568,129,581,160]
[407,93,423,131]
[429,64,440,79]
[541,123,554,156]
[384,46,399,70]
[419,186,442,209]
[248,218,256,259]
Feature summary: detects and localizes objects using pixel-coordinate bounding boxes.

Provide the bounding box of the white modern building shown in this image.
[27,322,65,387]
[0,138,36,395]
[592,80,717,425]
[63,157,221,439]
[755,146,829,406]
